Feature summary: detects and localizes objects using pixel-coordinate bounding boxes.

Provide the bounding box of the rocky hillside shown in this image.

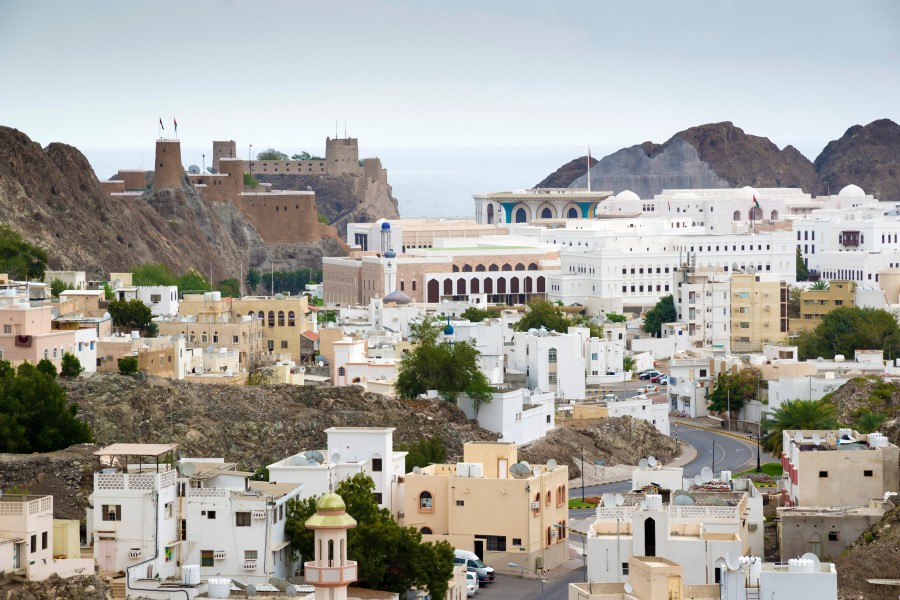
[538,119,900,202]
[255,173,399,236]
[0,373,677,519]
[835,501,900,600]
[821,377,900,447]
[0,573,112,600]
[0,126,345,279]
[815,118,900,202]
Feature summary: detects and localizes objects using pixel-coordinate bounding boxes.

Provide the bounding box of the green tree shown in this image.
[108,299,154,332]
[291,151,312,160]
[787,285,802,319]
[606,312,627,323]
[131,263,177,286]
[796,247,809,281]
[245,268,261,293]
[809,280,829,291]
[394,317,492,414]
[118,357,139,375]
[761,399,839,455]
[0,224,48,280]
[796,306,900,360]
[853,411,887,434]
[570,313,604,338]
[102,283,114,301]
[623,356,636,373]
[50,279,67,297]
[217,278,241,298]
[514,299,571,333]
[177,270,211,292]
[243,173,258,187]
[460,307,491,323]
[37,358,58,378]
[708,368,761,416]
[317,212,329,224]
[398,436,447,472]
[642,295,677,337]
[60,353,83,378]
[0,361,93,453]
[284,474,454,598]
[255,148,288,161]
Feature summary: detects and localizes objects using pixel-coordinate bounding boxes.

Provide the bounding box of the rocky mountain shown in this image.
[538,119,900,202]
[814,118,900,202]
[835,501,900,600]
[0,126,344,280]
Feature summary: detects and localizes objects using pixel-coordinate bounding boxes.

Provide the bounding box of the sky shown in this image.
[1,0,898,158]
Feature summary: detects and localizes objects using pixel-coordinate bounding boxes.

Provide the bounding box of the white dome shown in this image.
[838,184,865,197]
[615,189,640,202]
[737,186,756,200]
[672,191,697,200]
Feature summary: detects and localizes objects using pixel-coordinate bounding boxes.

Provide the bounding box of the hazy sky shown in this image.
[1,0,898,155]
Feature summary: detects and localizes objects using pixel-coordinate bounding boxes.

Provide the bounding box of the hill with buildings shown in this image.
[0,126,344,280]
[537,119,900,202]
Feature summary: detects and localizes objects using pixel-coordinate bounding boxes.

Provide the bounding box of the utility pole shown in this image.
[581,446,585,501]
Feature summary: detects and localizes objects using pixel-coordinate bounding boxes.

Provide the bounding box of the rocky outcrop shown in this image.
[534,156,598,189]
[814,118,900,202]
[0,445,98,520]
[0,126,345,279]
[0,573,112,600]
[542,122,817,199]
[835,501,900,600]
[253,173,400,236]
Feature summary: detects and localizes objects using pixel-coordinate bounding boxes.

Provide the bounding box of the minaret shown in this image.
[381,221,397,294]
[304,493,357,600]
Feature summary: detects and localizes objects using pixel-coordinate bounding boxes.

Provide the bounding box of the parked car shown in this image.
[650,372,667,383]
[657,375,670,385]
[640,370,661,380]
[602,393,618,402]
[454,550,494,585]
[466,571,479,596]
[639,384,659,393]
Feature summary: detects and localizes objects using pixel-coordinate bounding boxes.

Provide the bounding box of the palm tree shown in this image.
[809,280,829,291]
[623,356,636,373]
[853,412,887,434]
[761,399,839,456]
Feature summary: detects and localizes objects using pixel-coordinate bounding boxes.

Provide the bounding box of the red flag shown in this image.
[174,118,178,134]
[753,194,760,209]
[159,117,164,131]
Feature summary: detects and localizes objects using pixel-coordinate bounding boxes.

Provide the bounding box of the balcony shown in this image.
[242,560,257,570]
[213,550,227,560]
[304,561,358,585]
[129,548,142,559]
[252,510,266,520]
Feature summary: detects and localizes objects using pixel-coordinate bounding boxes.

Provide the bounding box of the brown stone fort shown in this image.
[100,136,387,246]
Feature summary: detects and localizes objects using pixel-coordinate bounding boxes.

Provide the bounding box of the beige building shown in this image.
[781,429,899,508]
[777,498,893,561]
[570,556,719,600]
[0,292,78,371]
[402,442,569,573]
[231,295,315,359]
[96,334,182,378]
[795,280,855,332]
[730,273,788,352]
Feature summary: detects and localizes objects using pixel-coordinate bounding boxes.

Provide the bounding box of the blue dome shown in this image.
[384,250,396,258]
[381,222,391,230]
[443,323,455,336]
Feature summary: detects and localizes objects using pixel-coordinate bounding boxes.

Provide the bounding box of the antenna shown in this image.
[801,552,821,572]
[639,458,649,470]
[648,456,657,468]
[330,453,341,464]
[546,459,557,471]
[639,500,648,510]
[694,474,703,486]
[207,167,218,174]
[624,583,633,594]
[725,552,740,571]
[794,431,804,444]
[305,450,325,464]
[700,466,714,483]
[246,584,257,597]
[188,164,201,174]
[510,462,531,479]
[812,433,821,446]
[181,462,197,477]
[674,494,695,506]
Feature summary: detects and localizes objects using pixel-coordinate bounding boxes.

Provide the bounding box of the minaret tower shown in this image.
[304,493,358,600]
[381,221,397,294]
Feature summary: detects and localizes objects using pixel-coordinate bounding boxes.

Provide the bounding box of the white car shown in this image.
[466,571,479,596]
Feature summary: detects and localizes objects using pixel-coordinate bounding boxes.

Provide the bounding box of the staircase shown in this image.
[746,587,760,600]
[109,577,127,599]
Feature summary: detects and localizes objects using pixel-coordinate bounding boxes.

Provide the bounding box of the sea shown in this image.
[82,145,616,220]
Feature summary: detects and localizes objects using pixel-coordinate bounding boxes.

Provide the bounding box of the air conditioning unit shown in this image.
[530,501,541,510]
[243,560,257,570]
[129,548,142,559]
[252,510,266,520]
[748,523,758,532]
[213,550,227,560]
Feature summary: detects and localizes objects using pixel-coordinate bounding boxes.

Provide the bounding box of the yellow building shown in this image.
[796,280,855,333]
[730,273,788,352]
[231,295,315,360]
[402,442,569,573]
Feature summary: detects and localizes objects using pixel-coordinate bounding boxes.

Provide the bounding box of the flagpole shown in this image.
[587,145,592,192]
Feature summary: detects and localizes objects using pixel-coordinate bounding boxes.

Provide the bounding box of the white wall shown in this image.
[136,286,179,317]
[458,389,555,445]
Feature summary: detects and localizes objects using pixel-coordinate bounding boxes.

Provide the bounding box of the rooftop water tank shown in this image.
[207,577,231,598]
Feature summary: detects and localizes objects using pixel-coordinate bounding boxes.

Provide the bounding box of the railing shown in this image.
[96,471,174,491]
[304,561,358,584]
[187,488,228,498]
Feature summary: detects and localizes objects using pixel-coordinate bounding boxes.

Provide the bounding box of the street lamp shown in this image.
[553,523,588,572]
[508,563,544,600]
[756,429,762,473]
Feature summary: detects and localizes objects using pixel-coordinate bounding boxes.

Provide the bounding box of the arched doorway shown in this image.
[770,209,779,220]
[427,279,440,303]
[733,210,741,221]
[486,204,494,224]
[456,278,466,296]
[484,278,494,294]
[470,279,480,293]
[497,278,507,294]
[567,207,579,219]
[443,278,452,296]
[514,207,528,223]
[537,276,546,293]
[644,517,656,556]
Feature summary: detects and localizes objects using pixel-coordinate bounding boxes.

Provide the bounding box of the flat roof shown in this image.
[94,443,178,457]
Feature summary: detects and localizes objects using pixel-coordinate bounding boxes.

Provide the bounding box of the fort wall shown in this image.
[212,140,236,171]
[153,140,184,190]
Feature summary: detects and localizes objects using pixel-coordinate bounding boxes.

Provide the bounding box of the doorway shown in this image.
[644,517,656,556]
[474,539,485,560]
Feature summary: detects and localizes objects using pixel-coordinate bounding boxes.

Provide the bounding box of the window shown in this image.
[288,311,295,326]
[236,512,251,526]
[278,311,285,326]
[372,458,383,472]
[245,550,258,560]
[456,500,465,507]
[478,535,507,551]
[374,493,382,504]
[864,470,873,477]
[233,335,239,344]
[201,550,214,567]
[103,504,122,521]
[338,367,345,377]
[622,562,629,575]
[828,531,839,541]
[207,510,217,519]
[819,471,828,478]
[512,538,522,546]
[3,325,10,334]
[31,535,36,553]
[150,294,162,303]
[421,527,433,534]
[165,502,174,519]
[419,491,433,511]
[42,531,48,550]
[548,348,557,363]
[281,340,288,349]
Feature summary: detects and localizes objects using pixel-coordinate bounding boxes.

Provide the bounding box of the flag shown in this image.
[159,117,164,131]
[753,194,760,209]
[174,118,178,135]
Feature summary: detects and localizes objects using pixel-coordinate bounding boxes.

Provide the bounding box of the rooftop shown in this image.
[94,443,178,457]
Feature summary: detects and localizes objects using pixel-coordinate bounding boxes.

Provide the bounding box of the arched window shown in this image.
[484,278,494,294]
[475,264,486,272]
[749,206,762,221]
[267,311,275,327]
[257,310,264,320]
[43,349,49,360]
[515,263,525,271]
[770,209,779,220]
[419,491,433,511]
[452,265,460,273]
[486,204,494,224]
[351,377,361,384]
[471,279,480,294]
[546,490,552,506]
[528,263,538,270]
[456,278,466,295]
[533,493,541,515]
[488,264,499,272]
[288,311,295,326]
[497,278,507,294]
[338,367,345,377]
[567,207,579,219]
[501,264,512,272]
[462,264,473,272]
[328,539,334,563]
[540,207,552,219]
[510,278,520,294]
[515,207,527,223]
[443,278,453,295]
[548,348,557,363]
[277,311,285,326]
[733,210,741,221]
[421,527,433,535]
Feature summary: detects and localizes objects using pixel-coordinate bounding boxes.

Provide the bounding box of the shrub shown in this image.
[118,357,139,375]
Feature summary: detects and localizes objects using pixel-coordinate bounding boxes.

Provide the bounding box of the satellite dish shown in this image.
[285,586,297,598]
[206,167,218,174]
[532,467,541,478]
[701,467,714,483]
[413,466,422,475]
[510,462,531,479]
[305,450,325,464]
[648,456,657,468]
[639,458,649,470]
[0,489,3,499]
[639,500,648,510]
[307,459,319,466]
[520,461,530,468]
[299,366,306,374]
[602,493,615,508]
[812,433,821,446]
[546,459,557,471]
[181,462,197,477]
[615,494,624,506]
[694,474,703,486]
[245,584,257,597]
[725,552,740,571]
[709,497,730,506]
[801,552,821,571]
[330,453,341,464]
[188,164,201,174]
[624,583,633,594]
[794,431,804,444]
[674,494,695,506]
